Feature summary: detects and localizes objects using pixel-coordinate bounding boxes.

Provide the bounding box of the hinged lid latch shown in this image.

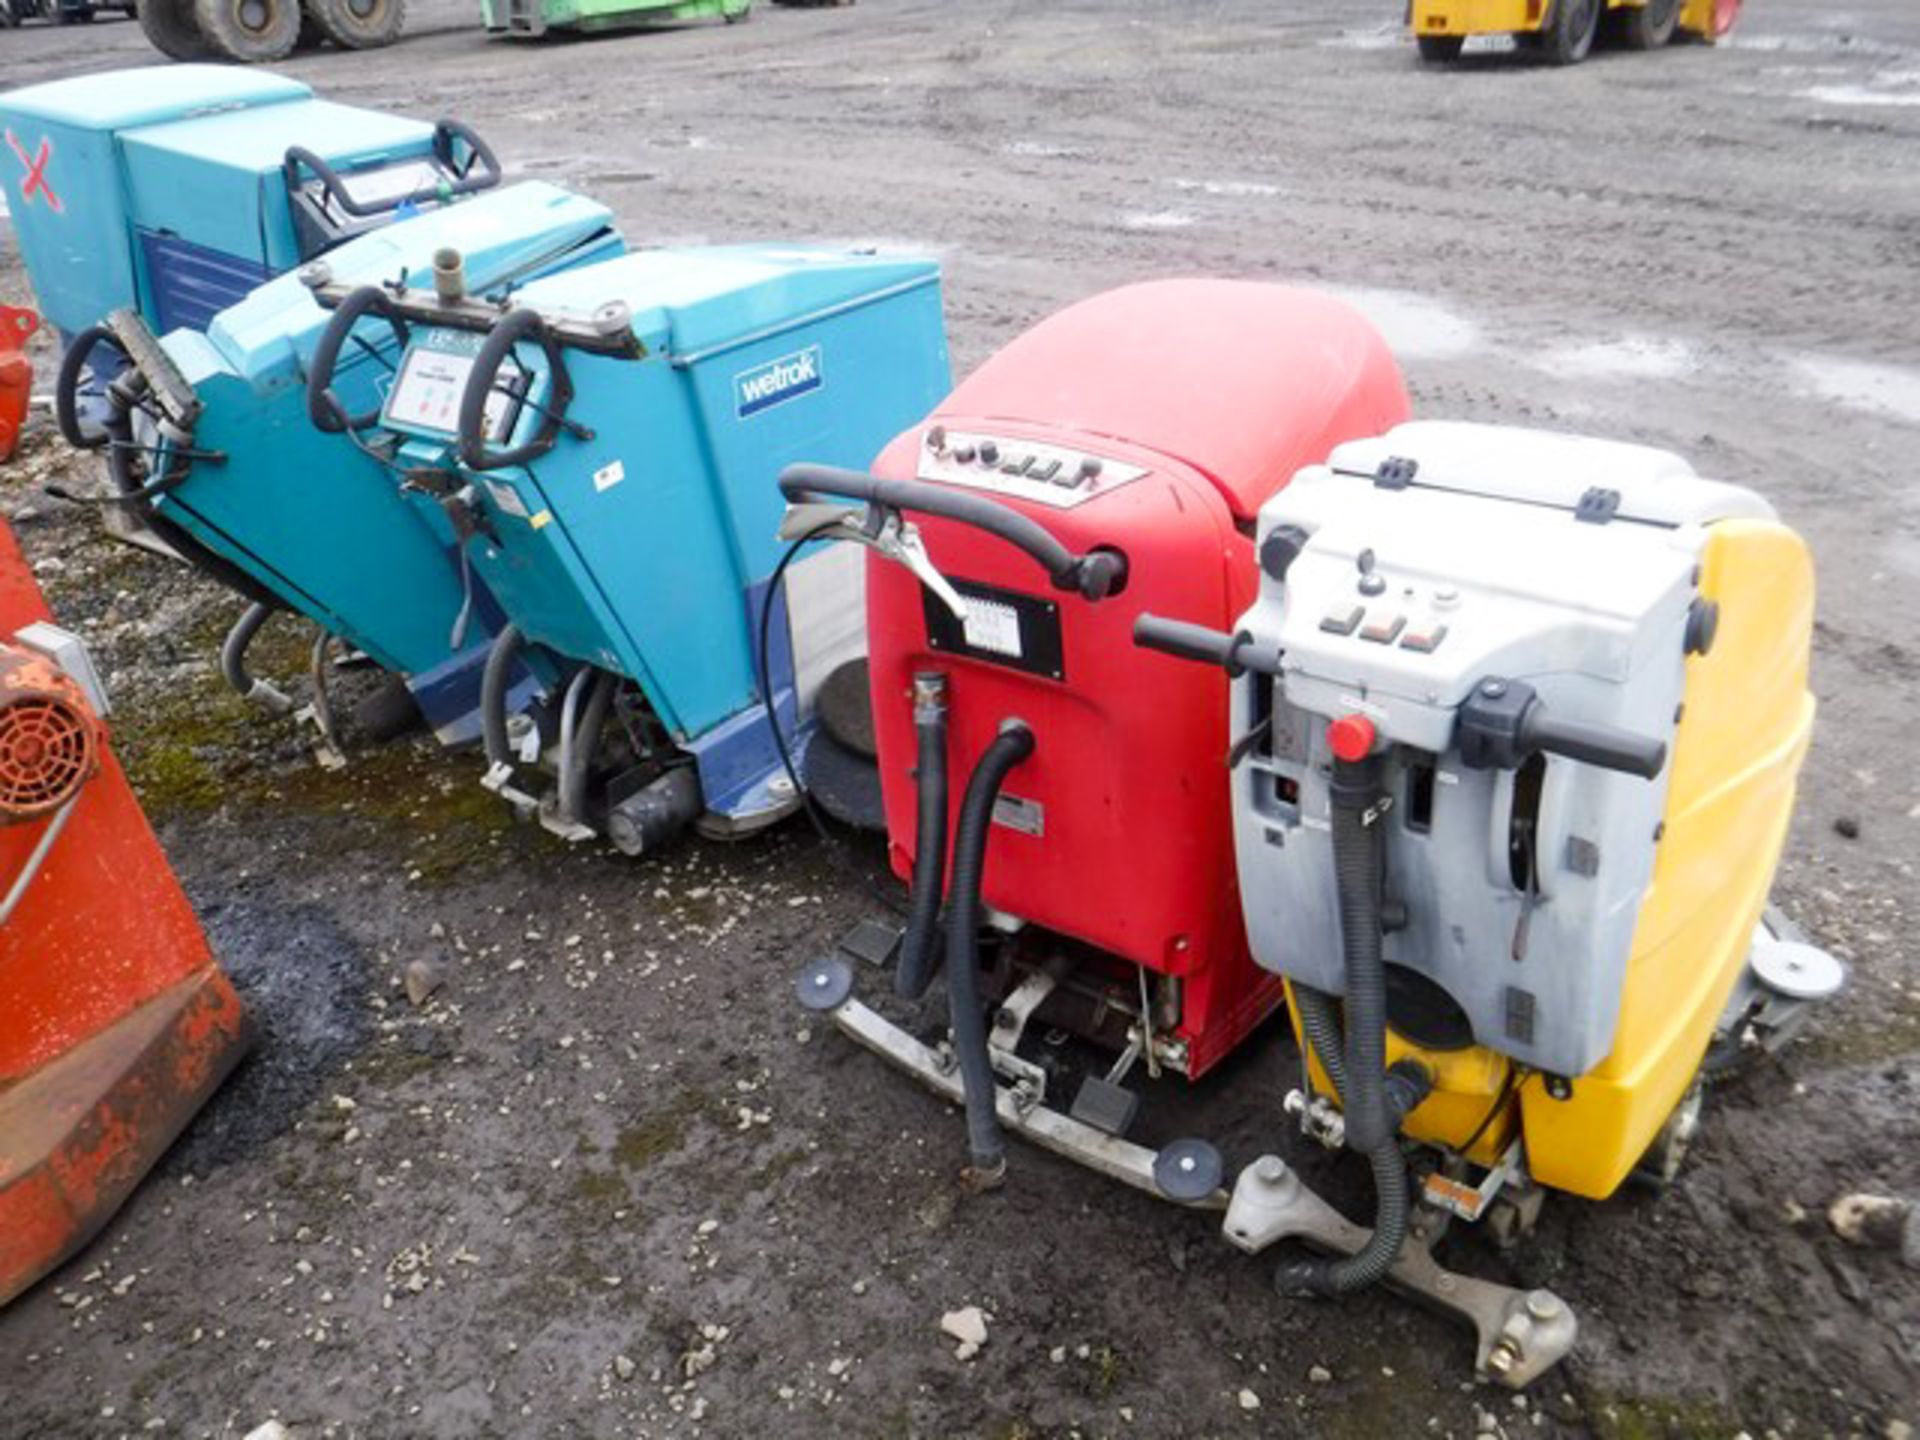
[1374,456,1419,490]
[1573,487,1621,524]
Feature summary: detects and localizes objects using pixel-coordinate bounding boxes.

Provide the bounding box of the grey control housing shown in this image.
[1230,421,1774,1076]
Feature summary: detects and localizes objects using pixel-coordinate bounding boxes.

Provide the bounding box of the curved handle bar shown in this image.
[431,120,503,195]
[777,463,1126,603]
[54,324,126,451]
[307,285,412,434]
[1131,613,1282,678]
[283,122,501,224]
[1520,706,1668,781]
[456,307,574,472]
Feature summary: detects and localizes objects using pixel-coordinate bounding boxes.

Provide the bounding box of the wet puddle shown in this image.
[1792,354,1920,426]
[1536,337,1700,382]
[1320,285,1483,361]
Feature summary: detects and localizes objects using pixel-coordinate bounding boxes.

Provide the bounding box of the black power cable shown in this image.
[753,523,907,918]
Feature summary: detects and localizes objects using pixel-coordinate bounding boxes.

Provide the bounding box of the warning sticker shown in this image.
[992,793,1044,837]
[962,599,1023,658]
[487,480,530,519]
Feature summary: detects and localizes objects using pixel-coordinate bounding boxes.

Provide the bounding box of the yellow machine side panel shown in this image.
[1410,0,1644,39]
[1285,982,1521,1167]
[1412,0,1548,38]
[1524,520,1815,1199]
[1679,0,1729,40]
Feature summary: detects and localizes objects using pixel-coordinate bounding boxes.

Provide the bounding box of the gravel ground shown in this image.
[2,2,1918,1436]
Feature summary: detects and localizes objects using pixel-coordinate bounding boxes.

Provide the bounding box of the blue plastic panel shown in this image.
[138,232,273,337]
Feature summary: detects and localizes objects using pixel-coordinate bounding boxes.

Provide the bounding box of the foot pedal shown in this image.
[1070,1075,1140,1138]
[1153,1138,1225,1203]
[838,919,902,970]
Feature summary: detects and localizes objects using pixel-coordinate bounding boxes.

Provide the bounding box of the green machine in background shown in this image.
[482,0,751,38]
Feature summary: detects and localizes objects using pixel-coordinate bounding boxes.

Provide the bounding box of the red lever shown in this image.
[1326,713,1377,762]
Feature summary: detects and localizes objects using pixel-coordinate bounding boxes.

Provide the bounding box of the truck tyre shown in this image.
[1619,0,1679,48]
[1416,34,1465,62]
[304,0,403,49]
[294,0,323,46]
[138,0,213,57]
[1540,0,1600,64]
[193,0,300,58]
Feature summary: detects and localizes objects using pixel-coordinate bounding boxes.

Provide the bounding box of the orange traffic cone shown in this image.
[0,518,252,1307]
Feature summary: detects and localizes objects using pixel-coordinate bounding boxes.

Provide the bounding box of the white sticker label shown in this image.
[487,480,530,519]
[992,793,1044,837]
[593,460,625,493]
[962,599,1023,658]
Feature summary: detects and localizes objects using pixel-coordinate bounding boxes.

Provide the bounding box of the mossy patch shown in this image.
[1587,1393,1746,1440]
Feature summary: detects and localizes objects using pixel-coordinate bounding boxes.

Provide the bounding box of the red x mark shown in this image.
[5,131,62,215]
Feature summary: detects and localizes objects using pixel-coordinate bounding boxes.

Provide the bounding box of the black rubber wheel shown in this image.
[801,727,885,832]
[351,672,426,744]
[1416,33,1465,62]
[1617,0,1679,49]
[294,0,324,45]
[140,0,209,52]
[1540,0,1601,63]
[193,0,298,58]
[303,0,402,49]
[0,1,18,30]
[814,658,876,760]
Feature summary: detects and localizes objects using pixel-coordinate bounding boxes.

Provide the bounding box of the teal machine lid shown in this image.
[200,181,619,385]
[0,65,309,131]
[502,244,943,358]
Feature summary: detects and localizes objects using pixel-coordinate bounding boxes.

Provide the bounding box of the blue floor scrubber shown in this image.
[3,63,501,437]
[58,182,624,745]
[298,243,951,849]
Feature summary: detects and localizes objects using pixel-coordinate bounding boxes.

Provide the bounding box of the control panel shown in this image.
[917,428,1147,510]
[381,329,524,444]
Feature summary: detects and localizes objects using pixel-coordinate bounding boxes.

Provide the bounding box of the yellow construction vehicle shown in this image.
[1410,0,1741,66]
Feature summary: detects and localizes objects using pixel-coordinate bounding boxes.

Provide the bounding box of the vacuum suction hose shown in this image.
[944,721,1035,1181]
[895,673,949,1000]
[1281,753,1430,1297]
[220,602,295,716]
[481,623,526,772]
[559,668,617,828]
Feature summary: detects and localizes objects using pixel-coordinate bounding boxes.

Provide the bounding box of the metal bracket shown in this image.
[1223,1156,1577,1388]
[1421,1139,1525,1224]
[831,997,1227,1208]
[1283,1087,1347,1151]
[480,760,542,819]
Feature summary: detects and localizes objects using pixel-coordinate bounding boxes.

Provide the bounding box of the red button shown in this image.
[1327,713,1376,762]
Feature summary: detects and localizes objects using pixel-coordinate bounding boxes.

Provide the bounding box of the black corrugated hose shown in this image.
[894,673,950,1000]
[943,721,1034,1182]
[1279,753,1427,1296]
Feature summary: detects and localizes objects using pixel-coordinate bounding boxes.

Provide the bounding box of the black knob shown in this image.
[1078,455,1103,480]
[1684,598,1719,657]
[1259,524,1311,582]
[978,440,1000,465]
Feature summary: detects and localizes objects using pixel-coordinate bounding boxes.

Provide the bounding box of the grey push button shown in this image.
[1360,613,1406,645]
[1400,622,1448,653]
[1320,604,1365,636]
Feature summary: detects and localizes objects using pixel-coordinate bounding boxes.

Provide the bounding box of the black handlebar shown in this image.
[1458,676,1666,781]
[1519,706,1669,781]
[456,307,575,471]
[778,463,1127,603]
[54,324,124,451]
[1132,613,1282,678]
[307,285,411,434]
[282,119,501,224]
